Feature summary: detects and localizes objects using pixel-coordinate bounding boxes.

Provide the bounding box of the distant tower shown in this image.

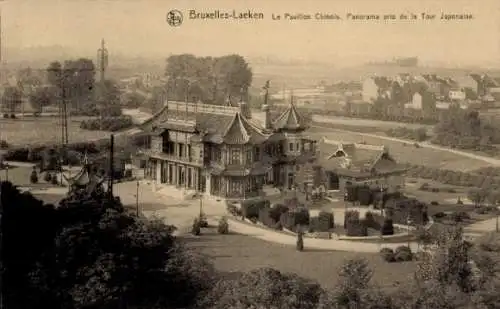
[97,38,108,82]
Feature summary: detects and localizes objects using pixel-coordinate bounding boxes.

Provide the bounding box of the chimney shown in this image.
[239,101,251,119]
[261,104,272,129]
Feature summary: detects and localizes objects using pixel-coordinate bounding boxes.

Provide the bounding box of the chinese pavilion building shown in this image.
[139,99,316,200]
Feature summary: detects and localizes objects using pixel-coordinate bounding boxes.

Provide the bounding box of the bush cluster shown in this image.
[344,210,368,237]
[241,199,270,221]
[280,208,310,232]
[384,197,429,226]
[408,164,500,190]
[380,246,413,263]
[80,116,133,132]
[385,126,428,142]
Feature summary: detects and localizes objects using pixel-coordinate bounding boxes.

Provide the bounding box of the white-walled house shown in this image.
[405,92,423,110]
[362,78,379,103]
[449,89,467,101]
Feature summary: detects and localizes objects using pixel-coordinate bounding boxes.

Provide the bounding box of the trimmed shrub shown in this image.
[394,246,413,262]
[242,199,270,220]
[269,203,289,222]
[380,218,394,235]
[79,115,133,132]
[344,210,359,229]
[344,184,358,202]
[191,218,201,235]
[0,139,8,149]
[3,113,8,118]
[308,216,320,233]
[199,213,208,228]
[217,217,229,234]
[43,172,52,182]
[226,204,242,217]
[380,248,395,262]
[30,170,38,184]
[280,208,310,232]
[317,211,334,231]
[364,211,381,230]
[345,210,368,237]
[51,176,58,185]
[451,211,471,222]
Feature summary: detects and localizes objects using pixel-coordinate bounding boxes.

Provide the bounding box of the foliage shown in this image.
[386,126,429,141]
[30,169,38,184]
[226,203,242,217]
[356,185,373,206]
[200,268,326,309]
[380,248,396,262]
[280,208,310,232]
[2,181,216,309]
[217,217,229,234]
[29,86,55,112]
[380,218,394,236]
[432,108,500,152]
[345,210,368,237]
[394,246,413,262]
[121,91,147,108]
[317,211,334,231]
[80,115,133,132]
[1,86,23,115]
[192,218,201,235]
[384,196,429,225]
[165,54,253,105]
[363,211,381,230]
[269,203,289,222]
[468,188,488,206]
[241,199,270,220]
[199,212,209,228]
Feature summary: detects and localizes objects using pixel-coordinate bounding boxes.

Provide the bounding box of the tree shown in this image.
[1,181,216,309]
[29,87,54,114]
[165,54,252,105]
[200,268,326,309]
[94,79,122,117]
[122,91,147,108]
[486,190,500,207]
[468,188,487,207]
[144,86,167,113]
[1,86,23,116]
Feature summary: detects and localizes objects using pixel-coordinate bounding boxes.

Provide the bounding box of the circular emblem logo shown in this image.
[166,10,183,27]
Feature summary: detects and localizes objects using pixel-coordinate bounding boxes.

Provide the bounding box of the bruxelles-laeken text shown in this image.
[189,10,264,20]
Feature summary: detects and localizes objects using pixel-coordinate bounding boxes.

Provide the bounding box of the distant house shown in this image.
[420,74,450,100]
[449,89,467,101]
[270,87,335,106]
[453,74,480,99]
[362,76,391,103]
[405,91,436,111]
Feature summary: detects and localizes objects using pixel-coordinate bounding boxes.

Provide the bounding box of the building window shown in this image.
[230,148,241,164]
[254,146,261,160]
[246,149,252,163]
[304,143,310,151]
[229,179,243,195]
[187,145,192,159]
[179,144,184,157]
[289,142,294,151]
[296,143,300,151]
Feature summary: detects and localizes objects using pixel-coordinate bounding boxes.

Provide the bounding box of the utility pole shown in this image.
[108,134,114,198]
[97,39,108,129]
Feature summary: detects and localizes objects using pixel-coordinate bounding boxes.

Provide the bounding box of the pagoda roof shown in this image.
[272,102,308,131]
[64,164,104,188]
[142,105,270,145]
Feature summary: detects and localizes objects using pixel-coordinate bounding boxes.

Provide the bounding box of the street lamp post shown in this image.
[136,180,140,216]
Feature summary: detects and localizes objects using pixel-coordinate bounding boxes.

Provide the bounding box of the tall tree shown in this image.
[165,54,252,105]
[1,86,23,115]
[29,87,54,114]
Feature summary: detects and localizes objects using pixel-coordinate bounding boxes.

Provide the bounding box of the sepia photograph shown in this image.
[1,0,500,308]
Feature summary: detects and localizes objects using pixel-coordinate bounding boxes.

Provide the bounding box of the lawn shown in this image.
[308,127,492,172]
[0,116,111,147]
[180,227,416,292]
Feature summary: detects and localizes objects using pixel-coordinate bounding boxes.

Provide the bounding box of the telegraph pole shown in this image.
[97,39,108,128]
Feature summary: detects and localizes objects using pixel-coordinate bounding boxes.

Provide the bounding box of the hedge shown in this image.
[394,246,413,262]
[318,211,334,231]
[280,208,310,232]
[345,210,368,237]
[80,116,133,132]
[242,199,270,220]
[384,197,429,225]
[380,248,396,262]
[269,204,289,222]
[364,211,381,230]
[357,186,373,206]
[380,218,394,236]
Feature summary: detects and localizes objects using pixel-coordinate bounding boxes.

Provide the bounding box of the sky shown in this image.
[1,0,499,67]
